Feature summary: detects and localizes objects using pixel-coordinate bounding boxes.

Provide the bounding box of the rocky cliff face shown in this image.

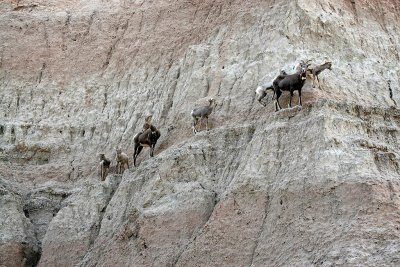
[1,0,399,266]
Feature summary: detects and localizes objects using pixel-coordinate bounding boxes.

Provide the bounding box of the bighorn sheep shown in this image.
[116,148,129,174]
[273,60,311,111]
[99,153,111,181]
[309,61,332,88]
[191,98,216,134]
[133,124,161,166]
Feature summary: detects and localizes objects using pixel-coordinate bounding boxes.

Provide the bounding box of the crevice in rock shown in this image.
[172,190,219,266]
[11,126,16,144]
[102,91,108,112]
[16,92,20,109]
[65,12,71,27]
[82,175,124,260]
[249,194,270,266]
[85,11,97,36]
[13,4,38,11]
[0,48,3,68]
[102,12,133,70]
[37,63,46,84]
[388,80,397,106]
[22,189,72,267]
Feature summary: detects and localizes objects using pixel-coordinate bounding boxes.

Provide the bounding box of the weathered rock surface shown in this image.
[0,0,399,266]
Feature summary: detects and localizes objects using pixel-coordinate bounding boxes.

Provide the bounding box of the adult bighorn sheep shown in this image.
[309,61,332,88]
[273,60,311,111]
[133,124,161,166]
[99,153,111,181]
[116,148,129,174]
[191,98,216,134]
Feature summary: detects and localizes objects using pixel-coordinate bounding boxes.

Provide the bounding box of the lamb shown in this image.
[99,153,111,181]
[273,60,310,111]
[116,148,129,174]
[133,124,161,166]
[191,98,216,134]
[309,61,332,88]
[256,82,274,106]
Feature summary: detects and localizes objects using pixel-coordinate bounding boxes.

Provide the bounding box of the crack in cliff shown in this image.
[22,189,72,267]
[388,80,397,106]
[249,193,270,267]
[78,175,124,266]
[84,11,97,36]
[172,189,219,267]
[102,12,134,70]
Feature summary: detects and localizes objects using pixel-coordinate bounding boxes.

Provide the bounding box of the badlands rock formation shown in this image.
[0,0,399,266]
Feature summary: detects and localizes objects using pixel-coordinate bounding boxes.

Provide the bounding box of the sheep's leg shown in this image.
[289,90,294,108]
[134,146,143,166]
[298,89,302,107]
[316,75,321,89]
[206,117,209,131]
[258,95,266,107]
[312,74,316,88]
[192,118,198,134]
[258,91,267,106]
[104,167,109,180]
[150,145,154,157]
[275,89,282,111]
[101,163,104,180]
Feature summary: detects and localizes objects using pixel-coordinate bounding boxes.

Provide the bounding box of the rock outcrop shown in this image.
[0,0,399,266]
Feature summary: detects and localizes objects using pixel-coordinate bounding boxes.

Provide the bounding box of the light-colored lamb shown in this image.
[116,148,129,174]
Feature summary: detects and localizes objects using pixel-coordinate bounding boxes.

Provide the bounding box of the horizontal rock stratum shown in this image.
[0,0,399,266]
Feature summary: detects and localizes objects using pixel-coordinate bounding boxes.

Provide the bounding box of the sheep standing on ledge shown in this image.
[309,61,332,89]
[133,124,161,166]
[99,153,111,181]
[273,60,310,111]
[191,98,216,134]
[116,148,129,174]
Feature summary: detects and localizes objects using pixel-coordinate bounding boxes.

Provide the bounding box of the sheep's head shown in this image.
[116,148,122,154]
[100,153,105,160]
[208,98,216,106]
[325,61,332,70]
[150,130,161,143]
[299,59,312,70]
[299,60,311,80]
[145,115,152,124]
[256,86,264,95]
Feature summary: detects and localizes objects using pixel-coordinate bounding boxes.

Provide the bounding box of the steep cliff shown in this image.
[1,0,399,266]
